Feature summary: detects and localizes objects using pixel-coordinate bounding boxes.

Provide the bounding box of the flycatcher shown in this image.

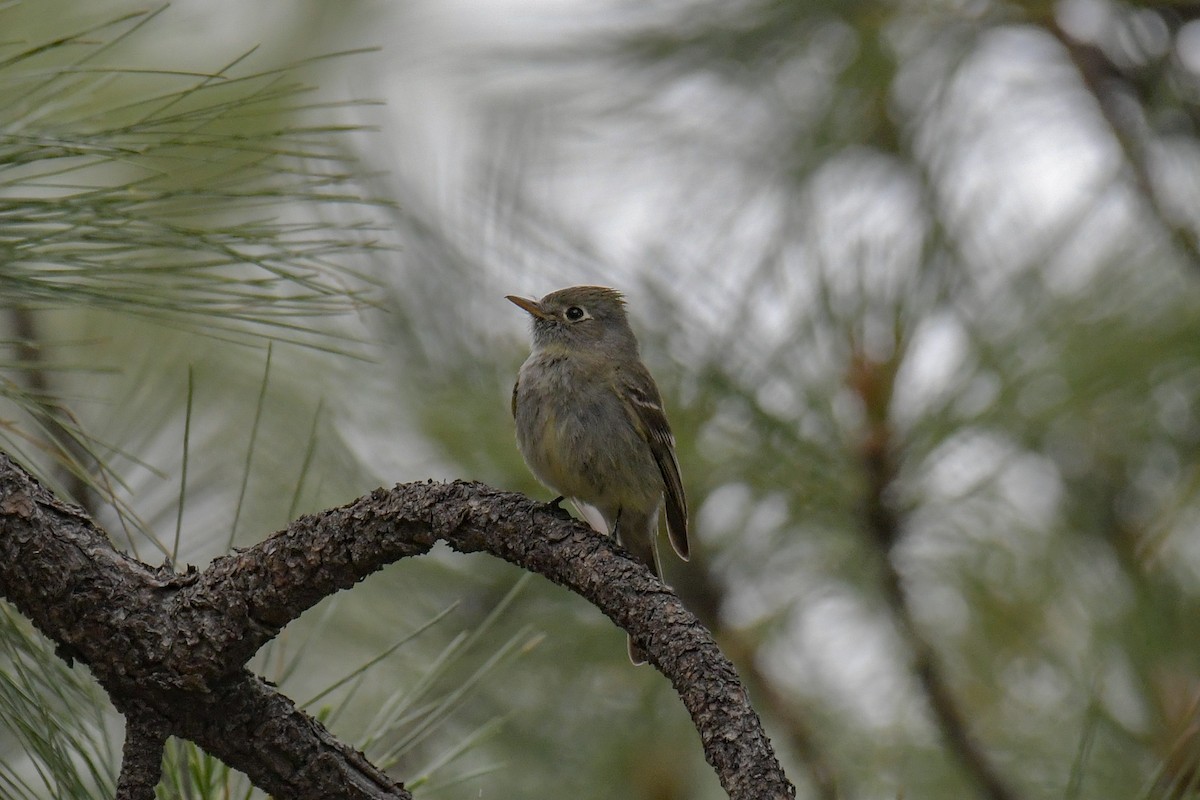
[507,285,688,664]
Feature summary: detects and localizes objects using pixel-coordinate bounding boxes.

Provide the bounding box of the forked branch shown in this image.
[0,452,793,800]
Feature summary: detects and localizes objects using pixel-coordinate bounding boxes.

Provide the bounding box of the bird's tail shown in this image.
[615,508,661,665]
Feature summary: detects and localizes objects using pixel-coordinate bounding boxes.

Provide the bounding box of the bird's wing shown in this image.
[619,366,689,560]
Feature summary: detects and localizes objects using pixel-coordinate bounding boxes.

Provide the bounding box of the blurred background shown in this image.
[2,1,1200,799]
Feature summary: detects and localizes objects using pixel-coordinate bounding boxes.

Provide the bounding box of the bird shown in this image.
[507,285,688,664]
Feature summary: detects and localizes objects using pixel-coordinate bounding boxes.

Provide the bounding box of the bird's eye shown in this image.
[564,306,586,322]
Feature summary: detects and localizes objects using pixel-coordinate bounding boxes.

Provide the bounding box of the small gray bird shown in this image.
[507,286,689,664]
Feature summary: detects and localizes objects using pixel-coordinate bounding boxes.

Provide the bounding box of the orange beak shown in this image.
[506,295,550,320]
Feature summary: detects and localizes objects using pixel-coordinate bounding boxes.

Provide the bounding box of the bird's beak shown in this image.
[506,295,550,320]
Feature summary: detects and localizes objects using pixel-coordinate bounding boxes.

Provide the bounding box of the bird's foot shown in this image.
[545,495,571,519]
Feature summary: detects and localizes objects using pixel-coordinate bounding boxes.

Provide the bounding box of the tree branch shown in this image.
[1052,22,1200,273]
[115,705,167,800]
[0,452,794,799]
[0,452,411,800]
[860,414,1019,800]
[675,552,841,800]
[847,347,1020,800]
[169,670,407,800]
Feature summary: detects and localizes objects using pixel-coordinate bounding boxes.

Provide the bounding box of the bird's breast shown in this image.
[514,354,657,508]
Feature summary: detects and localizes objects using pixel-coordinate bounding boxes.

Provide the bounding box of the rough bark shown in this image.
[0,452,794,799]
[114,705,167,800]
